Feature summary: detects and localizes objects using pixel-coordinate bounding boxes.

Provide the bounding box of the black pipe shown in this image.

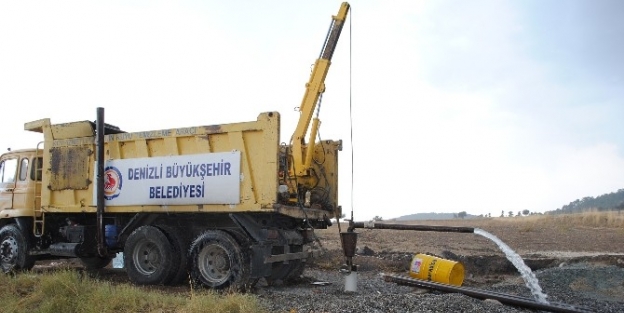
[349,222,474,233]
[383,273,593,313]
[96,107,106,256]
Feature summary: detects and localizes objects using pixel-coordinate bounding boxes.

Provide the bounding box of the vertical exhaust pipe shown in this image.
[96,107,106,256]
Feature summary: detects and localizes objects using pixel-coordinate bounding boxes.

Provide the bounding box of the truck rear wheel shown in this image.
[267,245,306,285]
[267,261,290,285]
[157,225,190,285]
[189,230,250,290]
[284,260,306,283]
[124,225,175,285]
[0,224,36,273]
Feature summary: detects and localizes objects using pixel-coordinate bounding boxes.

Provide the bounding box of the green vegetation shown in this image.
[0,269,266,313]
[553,188,624,214]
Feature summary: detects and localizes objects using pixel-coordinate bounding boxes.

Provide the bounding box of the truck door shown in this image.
[12,156,39,212]
[0,156,19,212]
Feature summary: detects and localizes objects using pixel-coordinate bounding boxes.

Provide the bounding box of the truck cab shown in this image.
[0,149,42,221]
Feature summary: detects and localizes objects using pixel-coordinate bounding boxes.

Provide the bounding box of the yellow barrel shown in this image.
[409,253,465,286]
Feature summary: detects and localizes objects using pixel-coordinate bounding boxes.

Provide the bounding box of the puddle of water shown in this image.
[474,228,549,304]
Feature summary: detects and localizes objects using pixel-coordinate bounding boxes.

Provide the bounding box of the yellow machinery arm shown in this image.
[291,2,350,176]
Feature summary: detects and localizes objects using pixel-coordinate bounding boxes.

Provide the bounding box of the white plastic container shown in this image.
[344,266,358,292]
[112,252,124,269]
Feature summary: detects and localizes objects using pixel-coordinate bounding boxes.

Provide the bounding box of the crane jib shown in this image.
[291,2,350,177]
[320,3,350,61]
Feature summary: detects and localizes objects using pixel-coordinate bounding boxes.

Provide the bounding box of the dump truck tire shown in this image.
[0,224,35,273]
[267,261,290,285]
[189,230,250,290]
[157,225,190,285]
[285,260,306,283]
[124,225,175,285]
[267,245,305,285]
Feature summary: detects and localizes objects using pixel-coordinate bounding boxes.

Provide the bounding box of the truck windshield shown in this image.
[0,158,18,183]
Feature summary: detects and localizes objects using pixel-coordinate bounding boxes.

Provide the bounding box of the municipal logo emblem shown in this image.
[104,166,123,200]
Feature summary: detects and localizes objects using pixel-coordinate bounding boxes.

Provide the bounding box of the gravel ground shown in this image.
[255,262,624,313]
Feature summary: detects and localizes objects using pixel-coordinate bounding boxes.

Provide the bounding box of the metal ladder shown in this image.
[33,141,44,238]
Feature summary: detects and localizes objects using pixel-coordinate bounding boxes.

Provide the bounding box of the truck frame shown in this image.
[0,2,350,289]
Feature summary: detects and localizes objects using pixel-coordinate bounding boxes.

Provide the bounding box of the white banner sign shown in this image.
[96,151,241,206]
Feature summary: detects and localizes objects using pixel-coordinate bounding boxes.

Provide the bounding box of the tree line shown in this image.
[550,188,624,214]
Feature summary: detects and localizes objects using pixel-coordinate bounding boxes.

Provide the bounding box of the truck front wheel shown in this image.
[189,230,250,290]
[124,225,175,285]
[0,224,36,273]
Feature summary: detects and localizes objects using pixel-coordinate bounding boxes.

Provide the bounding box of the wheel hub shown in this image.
[198,244,231,284]
[133,241,161,275]
[0,237,17,263]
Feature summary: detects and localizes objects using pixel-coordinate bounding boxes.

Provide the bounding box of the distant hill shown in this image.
[549,188,624,214]
[388,188,624,220]
[391,212,478,221]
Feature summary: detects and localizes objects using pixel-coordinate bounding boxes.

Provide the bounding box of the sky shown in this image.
[1,0,623,221]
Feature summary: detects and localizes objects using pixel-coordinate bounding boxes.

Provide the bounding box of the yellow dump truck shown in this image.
[0,2,350,289]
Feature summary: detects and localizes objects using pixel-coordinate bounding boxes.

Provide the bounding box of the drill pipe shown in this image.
[383,273,592,313]
[348,222,474,233]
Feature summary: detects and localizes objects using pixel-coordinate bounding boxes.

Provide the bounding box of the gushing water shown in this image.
[474,228,549,304]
